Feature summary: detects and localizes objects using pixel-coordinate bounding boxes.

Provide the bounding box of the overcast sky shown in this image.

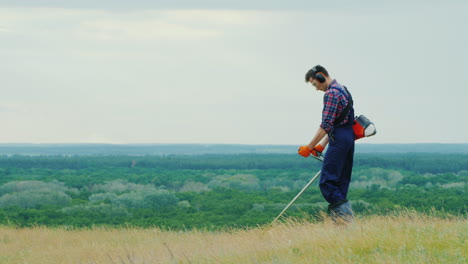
[1,1,467,144]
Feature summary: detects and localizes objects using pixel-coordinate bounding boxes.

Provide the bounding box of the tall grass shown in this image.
[0,211,466,264]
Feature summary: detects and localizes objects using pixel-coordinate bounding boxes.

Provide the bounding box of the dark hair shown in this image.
[305,65,329,82]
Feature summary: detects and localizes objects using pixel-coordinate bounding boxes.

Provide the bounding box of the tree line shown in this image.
[0,154,466,229]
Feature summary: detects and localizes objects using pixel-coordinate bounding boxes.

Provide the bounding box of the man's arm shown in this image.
[298,127,329,158]
[307,127,328,150]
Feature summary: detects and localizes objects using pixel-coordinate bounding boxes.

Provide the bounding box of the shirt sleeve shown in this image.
[320,90,340,133]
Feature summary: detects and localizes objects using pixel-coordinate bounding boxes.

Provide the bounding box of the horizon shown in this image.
[0,142,466,155]
[1,142,468,145]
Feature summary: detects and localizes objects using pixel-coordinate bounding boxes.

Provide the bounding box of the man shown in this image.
[298,65,355,222]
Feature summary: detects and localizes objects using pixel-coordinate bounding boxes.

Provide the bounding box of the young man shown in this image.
[298,65,355,222]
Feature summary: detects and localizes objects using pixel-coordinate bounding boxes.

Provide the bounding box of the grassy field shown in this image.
[0,212,466,264]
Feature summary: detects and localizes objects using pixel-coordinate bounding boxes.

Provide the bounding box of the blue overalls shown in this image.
[319,88,355,207]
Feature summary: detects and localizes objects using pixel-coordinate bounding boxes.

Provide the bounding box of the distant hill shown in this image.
[355,143,468,153]
[0,143,466,155]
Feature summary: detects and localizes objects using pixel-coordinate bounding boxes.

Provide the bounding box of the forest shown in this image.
[0,151,466,230]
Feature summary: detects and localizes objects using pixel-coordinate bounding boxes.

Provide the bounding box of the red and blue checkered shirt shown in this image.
[320,79,352,133]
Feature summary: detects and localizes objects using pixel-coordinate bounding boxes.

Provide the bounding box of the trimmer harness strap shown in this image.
[333,86,353,126]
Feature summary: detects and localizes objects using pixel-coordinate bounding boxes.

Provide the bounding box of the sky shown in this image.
[1,1,467,145]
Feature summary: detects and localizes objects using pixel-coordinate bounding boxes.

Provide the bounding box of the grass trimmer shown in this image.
[271,155,324,224]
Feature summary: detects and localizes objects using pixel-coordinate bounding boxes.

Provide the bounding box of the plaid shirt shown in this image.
[320,79,352,133]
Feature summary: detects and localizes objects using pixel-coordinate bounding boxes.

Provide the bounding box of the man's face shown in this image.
[309,78,327,92]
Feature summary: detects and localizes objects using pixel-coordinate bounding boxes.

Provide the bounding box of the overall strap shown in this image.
[333,86,354,126]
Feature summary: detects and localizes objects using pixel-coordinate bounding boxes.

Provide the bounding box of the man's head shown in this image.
[305,65,331,92]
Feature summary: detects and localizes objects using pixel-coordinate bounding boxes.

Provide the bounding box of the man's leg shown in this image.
[321,127,355,223]
[319,138,348,204]
[338,144,354,200]
[329,201,354,223]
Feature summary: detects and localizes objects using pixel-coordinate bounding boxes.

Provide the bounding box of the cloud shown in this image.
[78,19,219,41]
[0,0,451,11]
[75,10,265,41]
[0,1,351,10]
[0,3,467,144]
[0,8,271,43]
[0,26,10,32]
[0,104,32,114]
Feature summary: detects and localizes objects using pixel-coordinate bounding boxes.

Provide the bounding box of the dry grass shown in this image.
[0,212,466,264]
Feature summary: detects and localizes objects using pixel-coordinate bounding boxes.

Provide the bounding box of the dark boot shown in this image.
[328,200,354,224]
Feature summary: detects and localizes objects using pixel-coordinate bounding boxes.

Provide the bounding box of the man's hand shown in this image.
[310,144,325,157]
[298,146,311,157]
